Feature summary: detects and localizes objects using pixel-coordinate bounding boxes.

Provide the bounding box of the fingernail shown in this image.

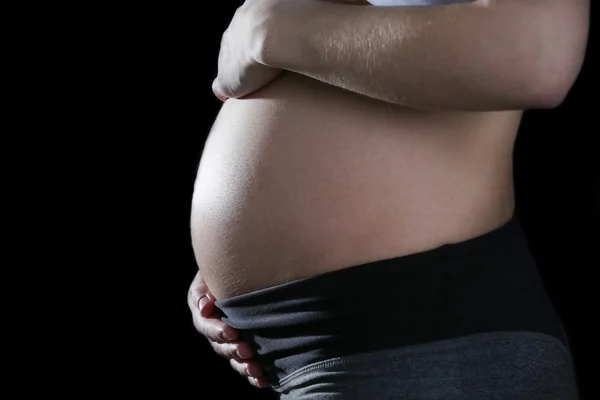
[199,296,209,310]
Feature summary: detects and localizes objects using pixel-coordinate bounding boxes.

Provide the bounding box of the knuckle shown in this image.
[191,272,209,294]
[196,283,210,298]
[207,325,225,343]
[189,275,210,306]
[231,345,241,359]
[217,327,228,342]
[211,342,229,359]
[216,326,227,342]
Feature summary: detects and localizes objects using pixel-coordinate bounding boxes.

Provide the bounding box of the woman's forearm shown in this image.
[261,0,589,111]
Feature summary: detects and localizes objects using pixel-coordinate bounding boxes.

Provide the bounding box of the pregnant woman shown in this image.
[188,0,589,398]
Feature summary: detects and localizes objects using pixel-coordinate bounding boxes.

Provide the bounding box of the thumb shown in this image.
[199,293,216,318]
[212,79,229,102]
[189,271,214,312]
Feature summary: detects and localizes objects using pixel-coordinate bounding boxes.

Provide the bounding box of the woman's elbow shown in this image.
[528,0,590,109]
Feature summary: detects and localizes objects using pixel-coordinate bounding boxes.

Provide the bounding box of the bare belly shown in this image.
[191,72,522,299]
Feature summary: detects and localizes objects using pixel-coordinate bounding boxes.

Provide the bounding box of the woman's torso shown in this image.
[191,71,523,299]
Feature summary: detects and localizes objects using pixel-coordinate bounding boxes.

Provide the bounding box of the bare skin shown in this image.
[190,69,521,387]
[192,70,521,298]
[189,0,590,390]
[188,270,271,388]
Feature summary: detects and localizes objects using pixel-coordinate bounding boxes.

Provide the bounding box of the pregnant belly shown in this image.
[191,72,520,299]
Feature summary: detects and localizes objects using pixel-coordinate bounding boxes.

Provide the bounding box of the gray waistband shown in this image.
[273,331,578,400]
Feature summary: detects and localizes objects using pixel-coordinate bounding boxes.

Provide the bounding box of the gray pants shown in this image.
[271,331,578,399]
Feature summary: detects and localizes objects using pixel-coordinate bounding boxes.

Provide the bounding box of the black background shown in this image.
[133,3,598,399]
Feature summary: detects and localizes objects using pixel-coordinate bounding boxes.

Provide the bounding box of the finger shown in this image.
[198,294,216,318]
[193,312,239,343]
[188,273,222,318]
[230,358,264,379]
[212,79,229,102]
[209,340,255,360]
[248,376,271,389]
[187,271,212,309]
[187,272,217,318]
